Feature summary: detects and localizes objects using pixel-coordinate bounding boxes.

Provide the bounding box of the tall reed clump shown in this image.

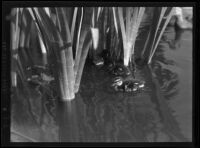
[141,7,175,64]
[16,7,93,101]
[10,8,33,88]
[117,7,145,67]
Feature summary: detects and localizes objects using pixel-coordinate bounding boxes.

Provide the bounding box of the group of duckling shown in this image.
[107,63,145,92]
[91,50,145,93]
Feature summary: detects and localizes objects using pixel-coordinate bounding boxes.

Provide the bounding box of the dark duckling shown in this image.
[26,65,54,86]
[108,62,131,76]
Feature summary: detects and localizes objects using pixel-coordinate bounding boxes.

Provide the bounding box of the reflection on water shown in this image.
[11,26,192,142]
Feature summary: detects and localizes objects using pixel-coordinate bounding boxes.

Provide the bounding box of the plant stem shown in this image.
[74,30,92,93]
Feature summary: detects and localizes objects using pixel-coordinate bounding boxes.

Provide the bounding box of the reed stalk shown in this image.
[140,7,174,64]
[74,30,92,92]
[11,8,20,87]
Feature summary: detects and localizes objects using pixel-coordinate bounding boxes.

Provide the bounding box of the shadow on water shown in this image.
[11,26,192,142]
[58,64,187,142]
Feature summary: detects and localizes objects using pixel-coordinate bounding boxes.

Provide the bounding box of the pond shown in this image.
[11,25,192,142]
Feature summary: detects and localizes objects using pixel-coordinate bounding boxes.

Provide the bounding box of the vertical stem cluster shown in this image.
[141,7,174,64]
[118,7,145,66]
[23,7,93,101]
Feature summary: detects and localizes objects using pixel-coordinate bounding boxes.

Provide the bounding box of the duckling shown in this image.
[108,63,131,76]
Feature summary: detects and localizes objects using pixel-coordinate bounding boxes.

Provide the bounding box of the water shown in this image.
[11,26,192,142]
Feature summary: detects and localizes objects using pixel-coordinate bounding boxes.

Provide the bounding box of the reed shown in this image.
[141,7,174,64]
[25,7,93,100]
[118,7,145,66]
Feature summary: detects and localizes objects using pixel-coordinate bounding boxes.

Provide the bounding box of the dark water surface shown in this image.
[11,26,192,142]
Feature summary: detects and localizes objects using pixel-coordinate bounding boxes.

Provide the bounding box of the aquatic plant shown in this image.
[10,7,94,101]
[118,7,145,66]
[141,7,175,64]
